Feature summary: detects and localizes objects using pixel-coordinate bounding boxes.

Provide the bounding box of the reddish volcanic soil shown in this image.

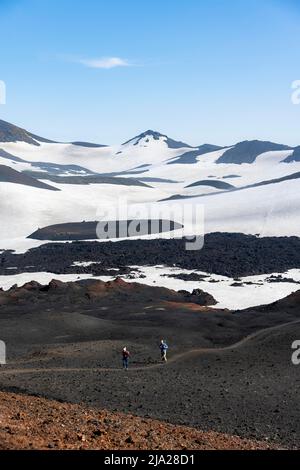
[0,391,279,450]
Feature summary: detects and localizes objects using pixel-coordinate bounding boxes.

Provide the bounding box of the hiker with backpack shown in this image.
[122,347,130,370]
[159,339,168,362]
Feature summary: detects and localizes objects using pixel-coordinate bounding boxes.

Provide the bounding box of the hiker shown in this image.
[122,347,130,370]
[159,339,168,362]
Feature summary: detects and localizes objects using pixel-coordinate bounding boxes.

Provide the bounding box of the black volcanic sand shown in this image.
[0,280,300,448]
[1,233,300,277]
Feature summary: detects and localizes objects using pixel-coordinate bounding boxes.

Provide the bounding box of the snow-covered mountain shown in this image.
[0,119,300,250]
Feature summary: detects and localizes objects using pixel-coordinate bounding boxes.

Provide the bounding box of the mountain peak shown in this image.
[122,130,193,149]
[216,139,292,164]
[0,119,60,146]
[0,119,40,146]
[122,130,166,146]
[138,130,164,139]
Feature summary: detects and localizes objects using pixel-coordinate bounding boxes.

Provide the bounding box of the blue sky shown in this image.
[0,0,300,146]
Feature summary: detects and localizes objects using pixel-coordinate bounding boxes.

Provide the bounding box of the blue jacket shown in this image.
[160,342,168,351]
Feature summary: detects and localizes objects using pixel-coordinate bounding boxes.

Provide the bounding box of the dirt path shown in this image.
[1,318,300,375]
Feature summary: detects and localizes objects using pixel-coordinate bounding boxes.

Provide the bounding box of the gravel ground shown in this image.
[0,280,299,449]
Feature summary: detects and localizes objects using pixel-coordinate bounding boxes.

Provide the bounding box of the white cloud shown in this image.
[79,57,131,69]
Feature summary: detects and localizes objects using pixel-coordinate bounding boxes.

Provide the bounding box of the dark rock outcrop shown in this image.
[0,165,60,191]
